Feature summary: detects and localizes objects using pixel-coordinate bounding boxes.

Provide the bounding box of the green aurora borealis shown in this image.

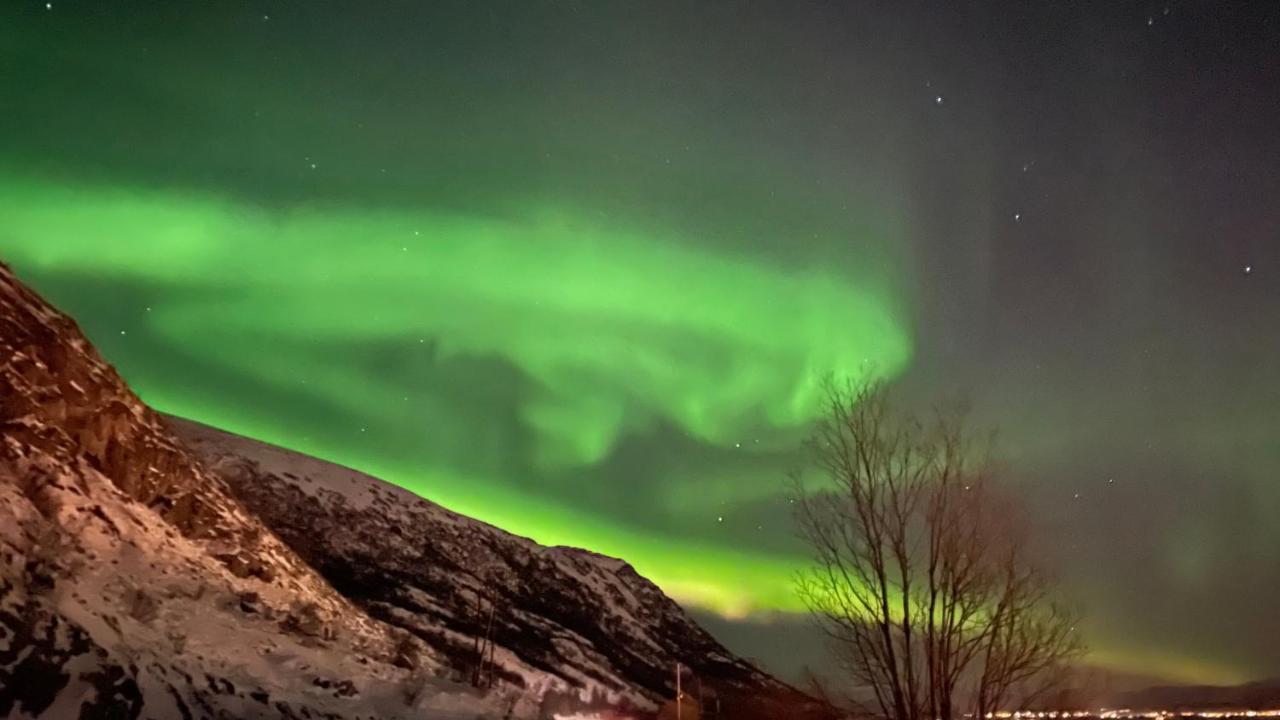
[0,170,911,615]
[4,0,1280,687]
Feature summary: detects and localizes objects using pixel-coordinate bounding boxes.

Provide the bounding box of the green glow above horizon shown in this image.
[6,0,1280,684]
[0,171,911,617]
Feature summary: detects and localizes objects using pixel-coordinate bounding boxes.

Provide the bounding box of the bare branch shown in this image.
[793,379,1084,720]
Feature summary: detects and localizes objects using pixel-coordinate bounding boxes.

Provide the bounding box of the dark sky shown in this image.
[2,0,1278,684]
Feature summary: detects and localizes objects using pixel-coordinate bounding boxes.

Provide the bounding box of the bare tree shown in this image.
[792,379,1081,720]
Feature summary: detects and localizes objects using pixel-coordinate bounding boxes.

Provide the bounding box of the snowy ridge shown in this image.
[0,261,512,719]
[0,259,833,720]
[168,418,834,719]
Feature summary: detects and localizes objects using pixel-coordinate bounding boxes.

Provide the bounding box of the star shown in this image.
[716,516,723,523]
[1014,212,1022,222]
[934,95,944,105]
[1244,264,1253,275]
[45,2,51,8]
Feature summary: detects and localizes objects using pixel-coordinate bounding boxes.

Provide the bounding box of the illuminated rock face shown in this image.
[0,261,447,718]
[0,260,835,719]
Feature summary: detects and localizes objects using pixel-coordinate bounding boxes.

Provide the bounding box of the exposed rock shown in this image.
[238,590,263,614]
[393,632,424,670]
[123,585,159,624]
[281,601,333,642]
[0,262,510,719]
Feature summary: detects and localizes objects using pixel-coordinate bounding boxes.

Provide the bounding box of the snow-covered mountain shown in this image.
[168,417,827,719]
[0,262,512,719]
[0,261,833,720]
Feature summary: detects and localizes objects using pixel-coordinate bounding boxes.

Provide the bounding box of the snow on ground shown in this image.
[168,414,825,720]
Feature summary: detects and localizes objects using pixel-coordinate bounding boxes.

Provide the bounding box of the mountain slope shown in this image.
[169,417,834,720]
[0,261,509,719]
[0,260,833,720]
[1107,679,1280,711]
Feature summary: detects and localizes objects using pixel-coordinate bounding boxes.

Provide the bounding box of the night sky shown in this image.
[3,0,1278,685]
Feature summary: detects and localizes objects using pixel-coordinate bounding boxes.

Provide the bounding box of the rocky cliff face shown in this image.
[0,260,833,720]
[0,262,501,719]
